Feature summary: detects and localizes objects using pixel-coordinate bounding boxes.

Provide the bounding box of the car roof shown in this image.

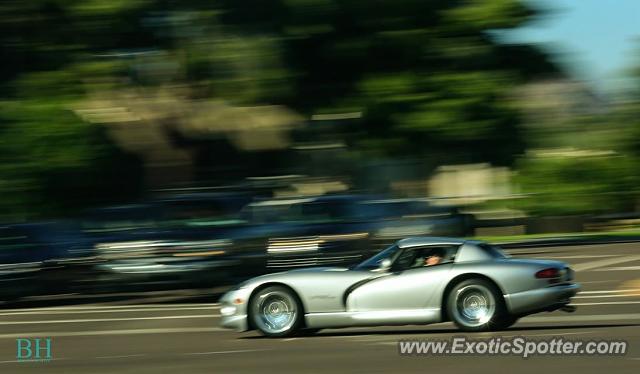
[397,236,468,248]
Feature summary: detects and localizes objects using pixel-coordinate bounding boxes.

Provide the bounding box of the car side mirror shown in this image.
[379,258,392,271]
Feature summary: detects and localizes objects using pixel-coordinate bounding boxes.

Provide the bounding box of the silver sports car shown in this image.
[219,237,580,337]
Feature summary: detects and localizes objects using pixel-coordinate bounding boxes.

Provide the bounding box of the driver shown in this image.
[412,249,444,267]
[424,254,442,266]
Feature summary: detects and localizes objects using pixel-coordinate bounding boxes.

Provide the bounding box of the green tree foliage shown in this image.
[514,153,639,216]
[0,1,150,220]
[0,0,566,219]
[217,0,560,165]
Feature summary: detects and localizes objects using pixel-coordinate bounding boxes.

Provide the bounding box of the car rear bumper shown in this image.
[504,282,581,315]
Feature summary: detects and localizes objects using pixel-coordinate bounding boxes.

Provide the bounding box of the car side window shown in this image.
[392,245,459,271]
[392,248,418,271]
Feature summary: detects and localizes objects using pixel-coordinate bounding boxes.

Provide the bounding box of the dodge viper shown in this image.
[219,237,580,337]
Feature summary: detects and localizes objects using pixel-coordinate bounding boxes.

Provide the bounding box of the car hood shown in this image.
[287,266,351,273]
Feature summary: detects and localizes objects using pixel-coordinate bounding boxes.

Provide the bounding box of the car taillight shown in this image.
[535,268,560,279]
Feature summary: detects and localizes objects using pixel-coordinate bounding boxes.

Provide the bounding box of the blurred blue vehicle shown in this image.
[80,193,252,291]
[0,192,475,299]
[236,195,474,272]
[0,222,95,301]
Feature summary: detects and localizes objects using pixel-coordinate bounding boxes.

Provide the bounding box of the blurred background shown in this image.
[1,0,640,302]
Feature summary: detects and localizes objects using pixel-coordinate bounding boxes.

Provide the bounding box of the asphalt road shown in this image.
[2,242,640,373]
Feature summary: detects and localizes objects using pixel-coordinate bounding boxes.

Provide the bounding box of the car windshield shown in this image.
[353,244,400,270]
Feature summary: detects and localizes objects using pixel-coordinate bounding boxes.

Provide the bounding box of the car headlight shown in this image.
[220,305,237,316]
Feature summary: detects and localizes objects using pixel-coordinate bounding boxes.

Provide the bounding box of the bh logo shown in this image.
[16,338,52,362]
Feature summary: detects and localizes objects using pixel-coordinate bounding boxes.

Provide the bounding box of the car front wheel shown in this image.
[250,286,302,338]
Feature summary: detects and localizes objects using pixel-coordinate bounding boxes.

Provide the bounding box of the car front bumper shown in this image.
[219,288,252,332]
[505,282,581,315]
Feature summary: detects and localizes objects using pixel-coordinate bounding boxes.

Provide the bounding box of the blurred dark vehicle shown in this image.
[237,195,374,271]
[365,199,475,251]
[81,193,251,292]
[0,193,474,299]
[235,195,474,272]
[0,222,95,301]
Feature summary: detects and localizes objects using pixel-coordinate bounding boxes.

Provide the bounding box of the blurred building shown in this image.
[76,89,303,189]
[428,163,513,205]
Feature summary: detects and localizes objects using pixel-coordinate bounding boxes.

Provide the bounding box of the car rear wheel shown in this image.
[250,286,302,338]
[447,279,511,332]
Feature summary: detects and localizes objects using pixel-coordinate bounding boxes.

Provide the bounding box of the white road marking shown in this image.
[372,341,416,346]
[348,333,460,342]
[577,280,618,284]
[521,313,640,322]
[570,301,640,306]
[0,303,219,313]
[579,289,640,294]
[0,359,65,364]
[596,266,640,271]
[574,294,640,299]
[0,306,219,316]
[573,254,640,271]
[183,349,271,355]
[547,255,622,259]
[501,331,596,338]
[0,314,218,325]
[348,336,401,342]
[0,327,226,339]
[95,354,145,359]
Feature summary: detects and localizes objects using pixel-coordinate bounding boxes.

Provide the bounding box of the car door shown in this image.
[347,245,457,316]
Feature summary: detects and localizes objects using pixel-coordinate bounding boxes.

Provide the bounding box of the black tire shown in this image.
[297,328,321,336]
[493,315,518,330]
[446,278,511,332]
[250,286,303,338]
